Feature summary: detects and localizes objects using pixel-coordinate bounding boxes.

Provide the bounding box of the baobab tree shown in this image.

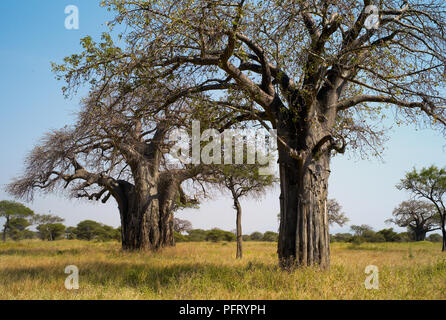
[7,84,211,251]
[386,200,440,241]
[397,166,446,250]
[53,0,446,268]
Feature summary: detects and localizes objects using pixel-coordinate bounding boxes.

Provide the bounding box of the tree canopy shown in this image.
[397,166,446,250]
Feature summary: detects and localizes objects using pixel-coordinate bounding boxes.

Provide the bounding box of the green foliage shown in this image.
[65,227,77,240]
[8,217,32,241]
[249,232,264,241]
[186,229,209,242]
[0,201,35,241]
[427,234,443,242]
[74,220,120,242]
[0,201,34,219]
[174,231,189,242]
[377,228,401,242]
[205,229,236,242]
[242,235,251,241]
[331,233,353,243]
[37,224,66,241]
[262,231,278,242]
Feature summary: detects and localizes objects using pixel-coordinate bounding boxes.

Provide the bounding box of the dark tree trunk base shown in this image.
[278,147,331,270]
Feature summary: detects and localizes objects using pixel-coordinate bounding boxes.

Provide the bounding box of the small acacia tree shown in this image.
[386,200,440,241]
[32,214,66,241]
[209,164,276,259]
[0,201,34,242]
[397,166,446,250]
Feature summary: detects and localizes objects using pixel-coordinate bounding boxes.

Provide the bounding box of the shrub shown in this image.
[37,223,66,241]
[331,233,353,243]
[205,229,236,242]
[174,231,189,242]
[427,233,443,242]
[262,231,279,242]
[250,232,264,241]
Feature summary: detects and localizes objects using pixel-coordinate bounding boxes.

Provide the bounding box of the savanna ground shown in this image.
[0,240,445,300]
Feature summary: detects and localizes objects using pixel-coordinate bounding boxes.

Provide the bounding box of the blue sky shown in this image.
[0,1,445,235]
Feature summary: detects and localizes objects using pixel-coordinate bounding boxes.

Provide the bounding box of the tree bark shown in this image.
[278,135,331,269]
[234,197,243,259]
[2,216,8,242]
[441,216,446,252]
[114,179,163,251]
[158,176,180,248]
[413,227,427,241]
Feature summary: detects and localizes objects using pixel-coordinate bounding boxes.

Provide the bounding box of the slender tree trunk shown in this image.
[441,217,446,252]
[234,197,243,259]
[2,216,9,242]
[277,137,331,269]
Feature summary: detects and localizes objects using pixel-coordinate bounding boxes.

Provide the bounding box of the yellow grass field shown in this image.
[0,240,445,300]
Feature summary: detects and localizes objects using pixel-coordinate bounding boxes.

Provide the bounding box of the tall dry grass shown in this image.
[0,240,445,299]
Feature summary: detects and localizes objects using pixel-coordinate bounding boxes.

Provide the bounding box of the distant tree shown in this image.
[31,214,65,241]
[205,228,236,242]
[397,166,446,251]
[31,214,64,225]
[75,220,103,241]
[386,200,440,241]
[397,232,412,243]
[8,217,32,241]
[0,201,34,242]
[242,235,251,242]
[376,228,400,242]
[208,162,276,259]
[331,233,353,243]
[73,220,120,241]
[262,231,279,242]
[250,232,264,241]
[98,225,121,241]
[187,229,209,242]
[65,227,77,240]
[174,218,193,234]
[351,225,373,237]
[350,225,384,243]
[327,199,349,227]
[37,223,66,241]
[174,231,189,242]
[427,234,443,243]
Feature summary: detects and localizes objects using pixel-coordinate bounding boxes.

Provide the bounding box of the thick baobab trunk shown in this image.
[234,197,243,259]
[278,135,331,269]
[412,226,427,241]
[159,175,181,248]
[119,193,161,251]
[115,178,163,251]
